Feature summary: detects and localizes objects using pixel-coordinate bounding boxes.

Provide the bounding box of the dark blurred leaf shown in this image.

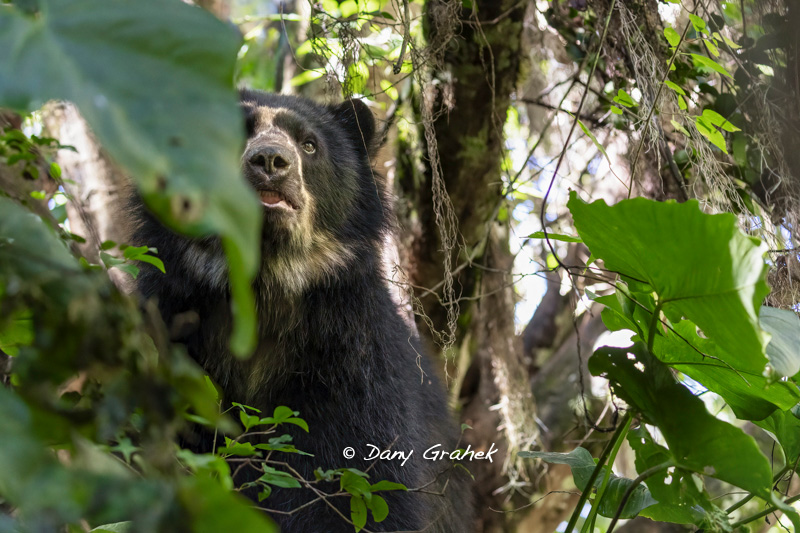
[589,344,773,497]
[0,0,260,355]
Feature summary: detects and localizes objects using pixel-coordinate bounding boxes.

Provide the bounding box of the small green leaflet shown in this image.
[718,32,741,49]
[613,89,637,108]
[122,245,166,273]
[663,80,686,96]
[664,27,681,47]
[691,54,732,78]
[694,116,728,153]
[701,109,741,132]
[705,39,720,57]
[688,14,706,33]
[528,231,582,243]
[670,120,691,137]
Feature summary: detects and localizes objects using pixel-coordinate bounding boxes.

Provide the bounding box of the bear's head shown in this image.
[238,90,387,293]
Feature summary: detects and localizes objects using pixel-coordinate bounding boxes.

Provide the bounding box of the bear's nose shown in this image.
[248,146,293,176]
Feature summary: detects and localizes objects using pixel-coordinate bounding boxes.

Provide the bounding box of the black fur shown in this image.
[130,90,474,532]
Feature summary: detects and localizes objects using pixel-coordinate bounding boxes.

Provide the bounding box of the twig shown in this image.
[392,0,410,74]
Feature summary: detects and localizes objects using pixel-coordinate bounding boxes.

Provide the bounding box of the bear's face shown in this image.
[238,91,385,293]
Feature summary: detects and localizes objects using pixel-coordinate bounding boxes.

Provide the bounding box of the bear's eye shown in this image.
[301,140,316,154]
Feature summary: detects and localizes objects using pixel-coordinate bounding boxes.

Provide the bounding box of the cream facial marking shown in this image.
[244,107,307,211]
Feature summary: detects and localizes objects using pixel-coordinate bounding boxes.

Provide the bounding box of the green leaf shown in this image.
[664,27,681,47]
[613,89,637,108]
[589,344,774,497]
[518,448,657,519]
[688,14,706,33]
[663,80,686,96]
[670,120,690,137]
[239,410,260,431]
[567,193,769,371]
[599,289,799,420]
[179,476,278,533]
[756,409,800,463]
[0,309,33,356]
[49,162,61,180]
[760,306,800,377]
[627,426,710,525]
[122,245,166,274]
[369,480,408,492]
[610,105,623,115]
[600,287,799,420]
[0,0,261,356]
[694,116,728,153]
[258,466,302,489]
[701,109,741,132]
[350,496,367,532]
[691,54,732,78]
[259,406,309,431]
[527,231,582,243]
[217,441,258,457]
[367,494,389,523]
[721,34,741,49]
[704,38,720,57]
[341,471,371,497]
[651,320,800,419]
[231,402,261,413]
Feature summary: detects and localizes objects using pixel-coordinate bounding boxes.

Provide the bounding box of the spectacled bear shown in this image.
[130,89,474,532]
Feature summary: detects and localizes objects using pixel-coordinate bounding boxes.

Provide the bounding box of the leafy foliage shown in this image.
[523,194,800,531]
[0,0,260,355]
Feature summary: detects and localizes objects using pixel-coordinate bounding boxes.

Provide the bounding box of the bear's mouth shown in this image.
[259,189,297,211]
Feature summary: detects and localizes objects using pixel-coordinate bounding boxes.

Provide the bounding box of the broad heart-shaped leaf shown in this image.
[627,426,712,526]
[0,0,260,355]
[589,344,774,498]
[597,294,800,420]
[568,193,770,384]
[518,448,657,519]
[760,306,800,378]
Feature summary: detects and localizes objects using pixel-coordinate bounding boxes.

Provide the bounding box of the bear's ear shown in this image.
[330,99,379,160]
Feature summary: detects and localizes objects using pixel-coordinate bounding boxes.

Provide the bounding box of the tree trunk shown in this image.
[43,102,132,289]
[398,2,536,530]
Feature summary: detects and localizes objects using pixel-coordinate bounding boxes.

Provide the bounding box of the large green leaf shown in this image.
[518,448,656,519]
[568,193,770,382]
[597,294,800,420]
[589,344,774,498]
[0,0,260,355]
[627,426,713,526]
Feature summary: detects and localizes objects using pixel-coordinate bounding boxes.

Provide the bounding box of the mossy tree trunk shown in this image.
[396,2,538,531]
